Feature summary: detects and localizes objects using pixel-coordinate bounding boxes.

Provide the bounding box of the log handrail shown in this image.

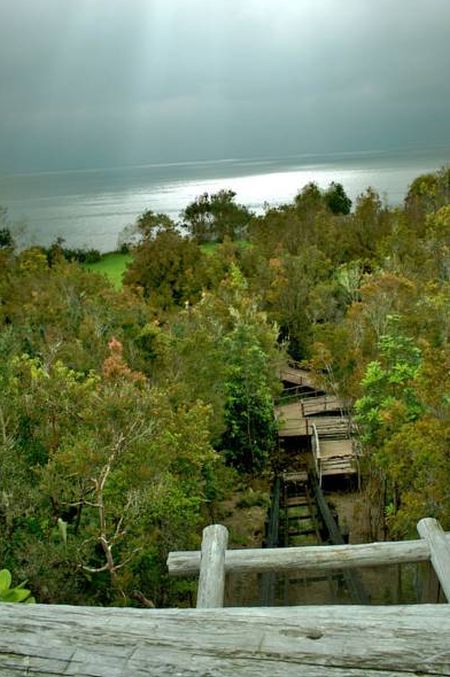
[168,518,450,603]
[311,422,321,484]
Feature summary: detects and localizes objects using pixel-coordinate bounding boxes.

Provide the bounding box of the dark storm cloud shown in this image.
[1,0,450,172]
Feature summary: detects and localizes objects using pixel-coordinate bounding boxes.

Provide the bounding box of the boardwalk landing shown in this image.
[1,603,450,675]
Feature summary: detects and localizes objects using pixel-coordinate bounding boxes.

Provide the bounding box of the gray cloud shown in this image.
[1,0,450,172]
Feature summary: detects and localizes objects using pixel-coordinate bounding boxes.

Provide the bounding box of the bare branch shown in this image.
[82,563,111,574]
[113,548,142,571]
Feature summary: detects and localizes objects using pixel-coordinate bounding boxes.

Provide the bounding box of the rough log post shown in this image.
[196,524,228,608]
[417,517,450,602]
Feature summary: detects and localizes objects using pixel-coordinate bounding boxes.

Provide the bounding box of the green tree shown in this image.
[0,251,154,375]
[346,188,392,261]
[421,205,450,282]
[355,327,423,449]
[153,266,281,469]
[0,207,16,250]
[0,344,216,605]
[324,182,352,215]
[124,225,207,311]
[405,166,450,226]
[182,190,252,243]
[252,247,333,360]
[119,210,175,250]
[354,323,425,536]
[220,321,278,473]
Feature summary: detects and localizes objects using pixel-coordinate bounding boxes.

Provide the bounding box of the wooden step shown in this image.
[284,497,309,507]
[283,471,308,483]
[288,528,317,537]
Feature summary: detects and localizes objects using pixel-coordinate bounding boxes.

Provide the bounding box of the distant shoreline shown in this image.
[2,143,450,179]
[1,149,449,253]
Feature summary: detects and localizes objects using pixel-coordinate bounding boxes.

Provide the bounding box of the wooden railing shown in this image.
[311,422,322,484]
[1,516,449,674]
[167,517,450,608]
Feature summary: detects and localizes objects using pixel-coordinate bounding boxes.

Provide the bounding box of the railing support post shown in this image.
[196,524,229,608]
[417,517,450,602]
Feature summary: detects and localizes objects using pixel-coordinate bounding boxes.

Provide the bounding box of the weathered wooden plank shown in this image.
[0,603,450,675]
[168,534,450,576]
[276,410,355,438]
[275,402,308,436]
[319,439,354,458]
[196,524,228,608]
[321,465,356,476]
[283,471,308,483]
[417,517,450,602]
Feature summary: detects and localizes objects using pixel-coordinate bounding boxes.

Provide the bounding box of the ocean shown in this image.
[1,147,449,253]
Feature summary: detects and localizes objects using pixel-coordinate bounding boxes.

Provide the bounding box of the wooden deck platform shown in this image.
[275,395,348,418]
[275,401,309,436]
[1,602,450,675]
[278,366,317,389]
[276,408,352,438]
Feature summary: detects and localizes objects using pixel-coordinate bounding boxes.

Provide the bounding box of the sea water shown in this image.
[0,147,449,252]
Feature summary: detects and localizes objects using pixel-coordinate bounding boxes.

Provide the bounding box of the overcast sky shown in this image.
[1,0,450,173]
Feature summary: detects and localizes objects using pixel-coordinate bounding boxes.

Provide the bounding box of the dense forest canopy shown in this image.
[1,167,450,606]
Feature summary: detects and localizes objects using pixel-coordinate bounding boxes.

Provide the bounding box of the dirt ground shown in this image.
[215,476,271,549]
[327,489,372,544]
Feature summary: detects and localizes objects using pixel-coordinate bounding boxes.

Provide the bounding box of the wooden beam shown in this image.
[417,517,450,602]
[168,534,450,577]
[1,603,450,675]
[309,471,369,604]
[196,524,228,608]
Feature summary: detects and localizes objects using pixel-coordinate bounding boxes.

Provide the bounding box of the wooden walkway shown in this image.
[274,401,306,435]
[275,410,353,438]
[276,366,356,482]
[278,365,317,389]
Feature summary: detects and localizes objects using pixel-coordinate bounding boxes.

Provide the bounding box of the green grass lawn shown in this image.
[82,252,132,289]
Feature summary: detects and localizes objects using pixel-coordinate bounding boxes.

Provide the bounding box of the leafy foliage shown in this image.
[124,222,207,310]
[355,323,423,449]
[220,323,278,472]
[324,182,352,215]
[182,190,253,243]
[0,569,35,603]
